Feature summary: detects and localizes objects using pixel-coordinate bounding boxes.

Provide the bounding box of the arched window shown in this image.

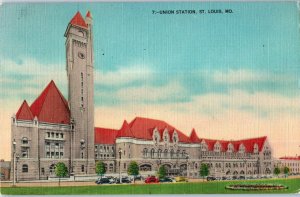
[151,149,155,158]
[143,148,148,158]
[164,149,168,158]
[182,150,186,158]
[170,149,174,158]
[22,164,28,173]
[158,149,162,158]
[22,137,28,144]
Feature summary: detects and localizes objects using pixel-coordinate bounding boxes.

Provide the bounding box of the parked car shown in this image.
[115,177,132,184]
[175,176,188,182]
[206,176,216,181]
[145,176,159,183]
[239,176,245,180]
[221,177,227,180]
[96,177,112,184]
[159,177,175,183]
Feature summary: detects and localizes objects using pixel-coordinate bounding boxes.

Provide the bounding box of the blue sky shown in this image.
[0,2,300,159]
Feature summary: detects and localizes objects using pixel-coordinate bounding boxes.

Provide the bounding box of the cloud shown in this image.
[0,57,67,103]
[94,89,300,158]
[95,64,153,86]
[211,68,296,86]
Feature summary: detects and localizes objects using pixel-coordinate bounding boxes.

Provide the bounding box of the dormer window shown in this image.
[152,129,160,144]
[201,141,207,151]
[239,144,245,153]
[172,131,178,144]
[214,142,221,152]
[163,129,169,143]
[253,143,259,153]
[227,143,234,153]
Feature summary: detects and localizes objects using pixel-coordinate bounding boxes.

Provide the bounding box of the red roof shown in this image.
[93,117,267,153]
[116,120,134,138]
[95,127,119,144]
[30,80,70,124]
[70,11,88,29]
[16,100,34,121]
[86,11,91,18]
[128,117,190,143]
[279,156,300,161]
[189,128,201,143]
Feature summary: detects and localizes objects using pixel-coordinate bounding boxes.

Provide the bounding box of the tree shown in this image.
[55,162,68,186]
[95,161,106,178]
[273,167,280,177]
[199,163,209,180]
[157,165,167,179]
[283,166,290,177]
[127,161,139,183]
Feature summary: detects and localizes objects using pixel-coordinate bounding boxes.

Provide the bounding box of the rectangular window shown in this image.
[41,168,45,175]
[47,132,50,138]
[46,152,50,158]
[60,152,64,158]
[81,165,85,172]
[60,133,64,138]
[56,133,59,138]
[124,163,126,169]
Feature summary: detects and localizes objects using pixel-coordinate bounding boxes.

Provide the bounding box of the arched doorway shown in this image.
[140,164,152,171]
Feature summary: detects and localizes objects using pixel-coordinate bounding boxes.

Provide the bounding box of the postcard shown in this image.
[0,1,299,195]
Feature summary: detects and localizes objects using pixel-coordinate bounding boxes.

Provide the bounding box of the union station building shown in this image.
[11,11,274,181]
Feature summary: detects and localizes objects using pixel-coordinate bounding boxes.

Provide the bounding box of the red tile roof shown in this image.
[29,80,70,124]
[95,127,119,144]
[128,117,190,143]
[86,11,92,18]
[70,11,88,29]
[16,100,34,121]
[279,156,300,161]
[116,120,134,138]
[189,128,201,143]
[93,116,267,153]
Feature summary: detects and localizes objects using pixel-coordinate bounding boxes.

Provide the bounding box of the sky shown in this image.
[0,2,300,160]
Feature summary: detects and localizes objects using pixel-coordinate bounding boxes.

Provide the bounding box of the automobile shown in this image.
[115,177,132,184]
[239,176,245,180]
[96,177,112,184]
[175,176,188,182]
[206,176,216,181]
[232,176,238,180]
[159,177,175,183]
[221,177,227,180]
[131,175,143,181]
[215,177,222,181]
[145,176,159,183]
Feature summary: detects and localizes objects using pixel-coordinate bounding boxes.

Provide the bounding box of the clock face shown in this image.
[78,52,85,59]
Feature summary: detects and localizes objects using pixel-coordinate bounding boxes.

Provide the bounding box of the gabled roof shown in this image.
[16,100,33,121]
[30,80,70,124]
[86,11,92,18]
[128,117,190,143]
[95,127,119,144]
[69,11,88,29]
[116,120,134,138]
[189,128,201,143]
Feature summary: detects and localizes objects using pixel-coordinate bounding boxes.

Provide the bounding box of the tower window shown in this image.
[81,165,85,172]
[22,164,28,173]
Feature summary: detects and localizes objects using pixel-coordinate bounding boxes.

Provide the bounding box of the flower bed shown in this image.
[225,183,288,191]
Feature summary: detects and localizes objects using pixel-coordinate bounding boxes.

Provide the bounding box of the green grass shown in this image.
[1,178,300,195]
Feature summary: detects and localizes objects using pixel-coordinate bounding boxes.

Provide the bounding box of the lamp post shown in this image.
[186,154,189,178]
[118,149,122,184]
[12,139,16,187]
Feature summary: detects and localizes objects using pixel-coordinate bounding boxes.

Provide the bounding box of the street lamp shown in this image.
[12,139,17,187]
[119,149,122,184]
[186,153,189,179]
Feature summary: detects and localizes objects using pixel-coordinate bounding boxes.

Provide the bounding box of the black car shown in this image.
[206,176,216,181]
[159,177,174,183]
[96,178,112,184]
[134,175,143,181]
[115,177,132,184]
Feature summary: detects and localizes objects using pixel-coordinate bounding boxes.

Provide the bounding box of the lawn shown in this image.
[1,178,300,195]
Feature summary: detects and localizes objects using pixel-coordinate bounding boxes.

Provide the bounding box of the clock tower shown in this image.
[64,11,95,174]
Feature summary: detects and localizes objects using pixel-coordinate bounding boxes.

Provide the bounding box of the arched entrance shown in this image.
[140,164,152,171]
